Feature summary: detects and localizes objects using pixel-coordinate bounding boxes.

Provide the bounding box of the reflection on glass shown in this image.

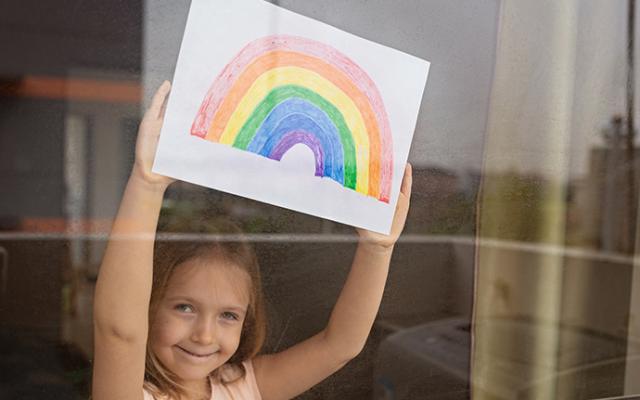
[2,0,640,399]
[474,1,640,399]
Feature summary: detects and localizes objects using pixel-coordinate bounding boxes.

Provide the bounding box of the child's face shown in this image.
[149,257,251,383]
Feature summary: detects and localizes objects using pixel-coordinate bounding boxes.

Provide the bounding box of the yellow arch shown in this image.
[219,66,370,194]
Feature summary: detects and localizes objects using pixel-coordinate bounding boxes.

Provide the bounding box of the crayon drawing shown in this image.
[191,35,393,203]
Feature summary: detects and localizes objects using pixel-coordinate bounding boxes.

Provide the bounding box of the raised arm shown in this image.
[92,81,173,400]
[253,164,412,400]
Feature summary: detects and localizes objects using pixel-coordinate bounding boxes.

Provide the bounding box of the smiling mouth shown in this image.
[176,345,218,358]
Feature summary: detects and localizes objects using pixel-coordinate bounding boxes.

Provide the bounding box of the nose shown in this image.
[191,315,216,345]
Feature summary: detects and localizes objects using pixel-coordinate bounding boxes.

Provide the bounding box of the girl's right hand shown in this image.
[132,80,174,188]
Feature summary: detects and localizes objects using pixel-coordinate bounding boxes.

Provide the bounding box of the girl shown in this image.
[91,81,412,400]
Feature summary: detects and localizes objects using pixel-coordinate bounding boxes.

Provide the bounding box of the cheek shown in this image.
[150,313,187,346]
[222,322,245,351]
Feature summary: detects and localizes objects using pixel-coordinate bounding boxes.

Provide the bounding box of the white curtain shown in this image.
[473,1,633,399]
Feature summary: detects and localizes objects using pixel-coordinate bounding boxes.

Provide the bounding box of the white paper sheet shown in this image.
[153,0,430,234]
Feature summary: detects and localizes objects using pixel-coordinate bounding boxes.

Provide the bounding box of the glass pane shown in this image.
[3,1,640,399]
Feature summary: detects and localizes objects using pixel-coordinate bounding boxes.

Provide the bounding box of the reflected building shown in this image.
[578,116,640,253]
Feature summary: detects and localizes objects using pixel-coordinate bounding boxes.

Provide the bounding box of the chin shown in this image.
[173,357,231,382]
[175,366,215,382]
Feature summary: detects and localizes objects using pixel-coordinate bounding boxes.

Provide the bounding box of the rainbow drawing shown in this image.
[191,34,393,202]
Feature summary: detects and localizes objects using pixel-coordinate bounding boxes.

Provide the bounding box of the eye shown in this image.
[221,311,239,321]
[174,303,195,313]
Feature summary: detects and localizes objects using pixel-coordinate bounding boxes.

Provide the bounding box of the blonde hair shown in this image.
[143,219,266,399]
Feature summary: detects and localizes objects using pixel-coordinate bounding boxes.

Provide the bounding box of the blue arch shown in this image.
[247,98,344,183]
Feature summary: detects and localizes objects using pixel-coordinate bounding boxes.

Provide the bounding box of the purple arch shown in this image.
[268,131,324,177]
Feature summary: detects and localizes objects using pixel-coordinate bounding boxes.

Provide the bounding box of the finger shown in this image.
[147,81,171,120]
[400,163,413,196]
[159,90,170,119]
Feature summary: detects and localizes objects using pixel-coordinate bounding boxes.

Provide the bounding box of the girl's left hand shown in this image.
[357,163,412,249]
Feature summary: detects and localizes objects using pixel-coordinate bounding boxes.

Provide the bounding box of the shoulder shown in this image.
[213,360,262,400]
[142,382,166,400]
[243,359,261,395]
[242,359,258,381]
[142,387,156,400]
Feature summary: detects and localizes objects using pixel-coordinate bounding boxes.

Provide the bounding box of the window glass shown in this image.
[1,1,639,399]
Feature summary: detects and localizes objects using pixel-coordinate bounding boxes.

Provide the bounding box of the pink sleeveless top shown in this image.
[143,360,262,400]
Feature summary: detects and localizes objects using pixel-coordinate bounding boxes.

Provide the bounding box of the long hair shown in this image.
[143,219,266,399]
